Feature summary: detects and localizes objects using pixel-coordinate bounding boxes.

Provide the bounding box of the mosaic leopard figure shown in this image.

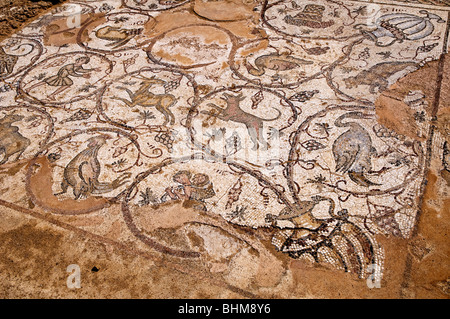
[344,61,418,94]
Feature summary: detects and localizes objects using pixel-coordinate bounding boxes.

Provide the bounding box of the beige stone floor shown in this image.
[0,0,448,299]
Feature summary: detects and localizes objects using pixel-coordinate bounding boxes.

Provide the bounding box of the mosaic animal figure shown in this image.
[55,135,130,200]
[112,75,177,125]
[300,45,330,56]
[0,44,33,77]
[245,52,313,76]
[265,195,327,230]
[343,61,418,93]
[202,92,281,150]
[0,113,30,165]
[332,112,379,187]
[95,26,143,49]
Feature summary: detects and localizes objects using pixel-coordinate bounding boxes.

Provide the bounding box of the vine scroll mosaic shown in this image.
[0,0,449,296]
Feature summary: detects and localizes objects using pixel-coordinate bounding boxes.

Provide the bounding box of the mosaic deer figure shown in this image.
[202,92,281,151]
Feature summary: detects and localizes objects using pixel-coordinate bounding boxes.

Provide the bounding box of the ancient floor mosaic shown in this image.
[0,0,449,298]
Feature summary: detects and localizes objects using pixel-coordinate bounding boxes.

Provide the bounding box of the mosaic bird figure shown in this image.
[55,135,130,199]
[332,112,379,187]
[95,26,143,49]
[245,52,313,76]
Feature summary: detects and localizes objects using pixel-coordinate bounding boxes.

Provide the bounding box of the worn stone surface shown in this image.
[0,1,67,39]
[0,0,448,299]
